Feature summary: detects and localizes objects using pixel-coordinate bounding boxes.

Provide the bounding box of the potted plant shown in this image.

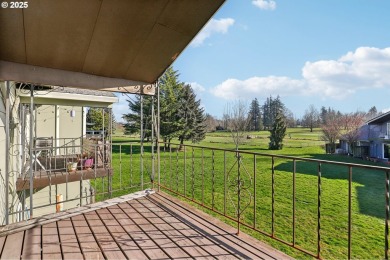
[67,161,78,172]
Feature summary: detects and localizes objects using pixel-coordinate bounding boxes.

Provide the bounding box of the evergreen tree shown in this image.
[248,98,262,131]
[177,84,206,148]
[123,67,206,149]
[269,111,287,150]
[122,95,153,140]
[158,67,184,147]
[262,95,286,130]
[366,106,378,120]
[262,96,272,130]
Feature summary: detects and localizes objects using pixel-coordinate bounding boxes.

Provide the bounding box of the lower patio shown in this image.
[0,190,291,259]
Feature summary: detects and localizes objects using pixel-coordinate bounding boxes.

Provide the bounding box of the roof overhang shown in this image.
[18,89,118,107]
[366,111,390,125]
[0,0,225,95]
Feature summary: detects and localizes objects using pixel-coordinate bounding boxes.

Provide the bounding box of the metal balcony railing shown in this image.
[5,140,390,258]
[156,142,390,259]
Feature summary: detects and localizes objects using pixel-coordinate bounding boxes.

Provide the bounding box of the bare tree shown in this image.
[302,104,320,132]
[321,112,365,154]
[321,114,342,153]
[340,113,365,154]
[225,100,251,150]
[204,113,218,132]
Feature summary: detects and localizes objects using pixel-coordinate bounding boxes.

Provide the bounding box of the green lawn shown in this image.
[97,128,389,259]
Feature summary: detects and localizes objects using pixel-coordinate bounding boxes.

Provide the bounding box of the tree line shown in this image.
[119,66,381,153]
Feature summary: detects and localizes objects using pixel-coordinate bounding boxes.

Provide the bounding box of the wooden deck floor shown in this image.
[0,191,292,259]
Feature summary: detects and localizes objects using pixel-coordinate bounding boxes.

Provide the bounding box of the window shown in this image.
[387,122,390,136]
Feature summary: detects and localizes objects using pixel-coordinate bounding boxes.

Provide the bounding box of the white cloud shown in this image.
[188,82,205,94]
[210,46,390,100]
[210,76,304,99]
[252,0,277,10]
[382,108,390,113]
[190,18,235,47]
[303,47,390,98]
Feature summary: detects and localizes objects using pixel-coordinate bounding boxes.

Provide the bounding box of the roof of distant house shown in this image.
[366,111,390,125]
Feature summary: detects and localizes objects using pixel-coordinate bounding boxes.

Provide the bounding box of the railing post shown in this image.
[191,147,195,200]
[317,162,322,259]
[293,159,296,246]
[237,151,241,235]
[140,94,144,190]
[157,82,161,192]
[184,145,186,196]
[253,154,256,229]
[176,146,179,192]
[151,96,155,189]
[29,85,34,219]
[223,151,226,215]
[109,108,113,198]
[271,156,275,237]
[212,150,215,210]
[202,148,205,206]
[386,170,389,260]
[119,144,122,190]
[348,166,353,259]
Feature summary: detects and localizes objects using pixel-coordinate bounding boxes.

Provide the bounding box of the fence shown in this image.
[157,142,390,259]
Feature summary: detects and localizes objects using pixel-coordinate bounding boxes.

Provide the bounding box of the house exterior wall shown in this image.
[36,105,56,138]
[58,106,83,140]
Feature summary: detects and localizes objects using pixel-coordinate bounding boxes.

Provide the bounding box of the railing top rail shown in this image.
[160,141,390,172]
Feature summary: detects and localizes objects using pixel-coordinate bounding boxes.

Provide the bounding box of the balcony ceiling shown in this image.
[0,0,225,94]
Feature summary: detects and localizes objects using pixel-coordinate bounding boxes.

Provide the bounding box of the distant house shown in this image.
[340,111,390,161]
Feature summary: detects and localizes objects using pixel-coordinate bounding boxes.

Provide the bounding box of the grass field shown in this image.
[97,128,389,259]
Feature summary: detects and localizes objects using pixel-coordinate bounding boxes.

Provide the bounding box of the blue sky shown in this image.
[114,0,390,121]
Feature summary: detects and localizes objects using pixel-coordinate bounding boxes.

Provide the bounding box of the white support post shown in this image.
[151,95,155,188]
[5,81,10,224]
[157,81,161,192]
[29,85,34,219]
[140,93,144,190]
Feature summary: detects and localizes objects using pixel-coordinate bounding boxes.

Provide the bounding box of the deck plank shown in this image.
[2,191,293,260]
[150,193,289,259]
[98,207,149,259]
[1,231,24,259]
[42,221,62,259]
[84,211,127,260]
[58,219,83,260]
[71,214,105,260]
[0,236,6,257]
[117,203,171,259]
[21,226,41,259]
[123,202,191,259]
[132,199,223,259]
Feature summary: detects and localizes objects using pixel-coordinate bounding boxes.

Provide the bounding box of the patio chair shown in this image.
[33,137,54,171]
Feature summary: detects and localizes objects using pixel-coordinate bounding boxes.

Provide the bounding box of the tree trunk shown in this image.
[179,136,184,151]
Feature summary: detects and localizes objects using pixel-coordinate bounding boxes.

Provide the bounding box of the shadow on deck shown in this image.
[0,191,292,259]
